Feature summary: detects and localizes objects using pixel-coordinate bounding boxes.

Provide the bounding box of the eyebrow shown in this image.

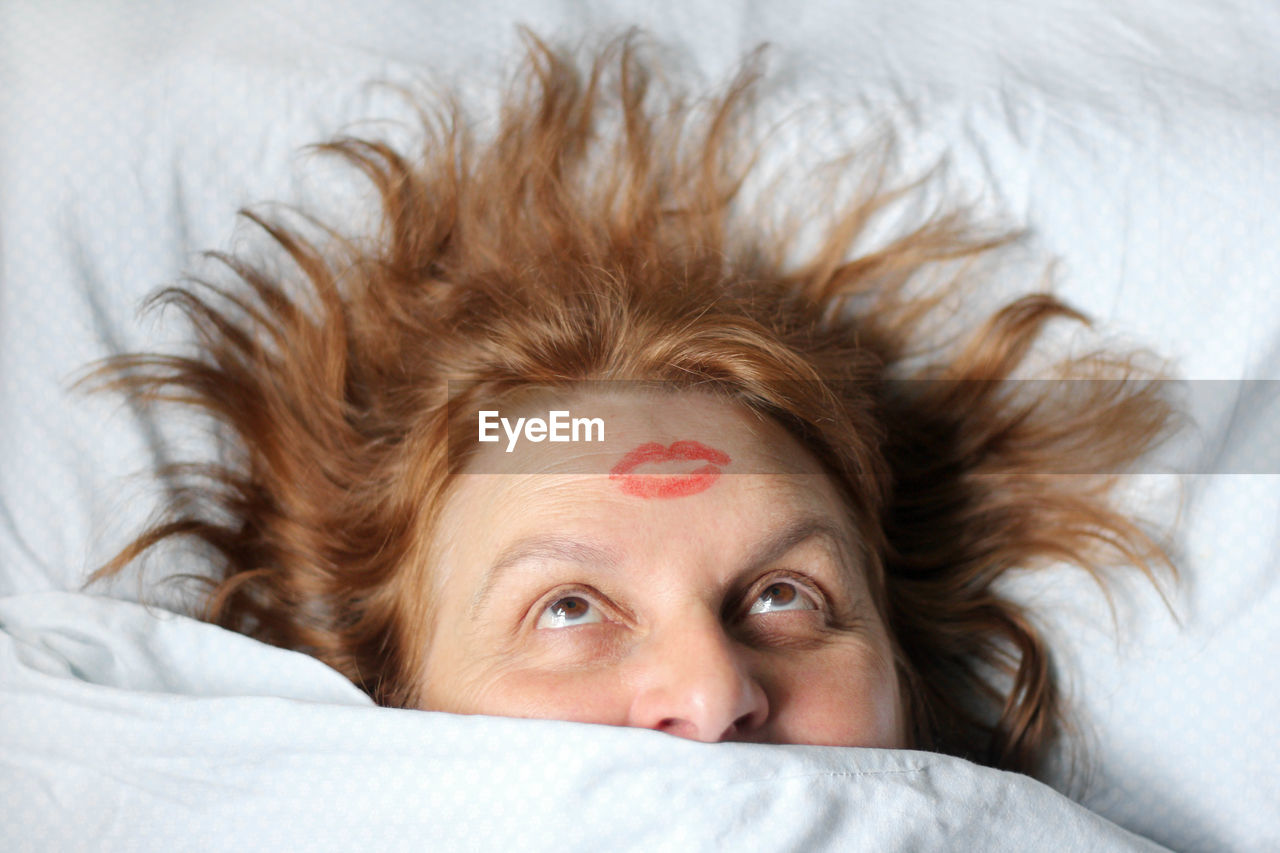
[469,535,622,619]
[468,516,858,620]
[738,517,858,582]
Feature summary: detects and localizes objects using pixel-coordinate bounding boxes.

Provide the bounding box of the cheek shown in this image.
[427,663,634,727]
[420,608,637,723]
[762,645,904,748]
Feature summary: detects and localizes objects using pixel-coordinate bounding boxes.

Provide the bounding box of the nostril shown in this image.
[657,717,698,740]
[718,711,755,742]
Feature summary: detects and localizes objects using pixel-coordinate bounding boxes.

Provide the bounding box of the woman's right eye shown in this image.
[536,595,603,629]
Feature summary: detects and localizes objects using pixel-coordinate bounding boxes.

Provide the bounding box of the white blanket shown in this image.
[0,593,1165,852]
[2,1,1278,850]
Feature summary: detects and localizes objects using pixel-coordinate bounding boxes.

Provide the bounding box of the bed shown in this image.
[2,1,1277,850]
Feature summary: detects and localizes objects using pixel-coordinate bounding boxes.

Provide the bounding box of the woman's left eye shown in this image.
[536,595,604,629]
[747,581,817,615]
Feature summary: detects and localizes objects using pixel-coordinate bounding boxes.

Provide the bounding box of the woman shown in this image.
[92,33,1172,777]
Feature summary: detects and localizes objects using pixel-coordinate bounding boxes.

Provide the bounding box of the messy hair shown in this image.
[92,33,1172,775]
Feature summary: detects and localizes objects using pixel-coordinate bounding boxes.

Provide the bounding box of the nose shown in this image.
[626,612,769,742]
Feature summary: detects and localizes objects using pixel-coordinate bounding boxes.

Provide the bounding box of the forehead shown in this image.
[461,388,827,478]
[436,390,857,562]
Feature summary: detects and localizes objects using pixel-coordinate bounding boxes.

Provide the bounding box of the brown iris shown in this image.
[762,583,797,607]
[550,596,590,620]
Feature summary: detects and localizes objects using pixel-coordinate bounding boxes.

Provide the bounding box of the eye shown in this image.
[747,580,817,615]
[536,595,604,629]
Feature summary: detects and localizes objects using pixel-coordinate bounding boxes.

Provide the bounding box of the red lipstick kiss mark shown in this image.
[609,440,731,499]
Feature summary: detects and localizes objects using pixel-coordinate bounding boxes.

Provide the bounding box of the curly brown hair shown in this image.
[90,32,1173,776]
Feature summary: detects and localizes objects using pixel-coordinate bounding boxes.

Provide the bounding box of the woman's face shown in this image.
[419,391,904,747]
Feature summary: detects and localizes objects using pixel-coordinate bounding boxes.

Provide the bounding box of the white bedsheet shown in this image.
[2,1,1278,850]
